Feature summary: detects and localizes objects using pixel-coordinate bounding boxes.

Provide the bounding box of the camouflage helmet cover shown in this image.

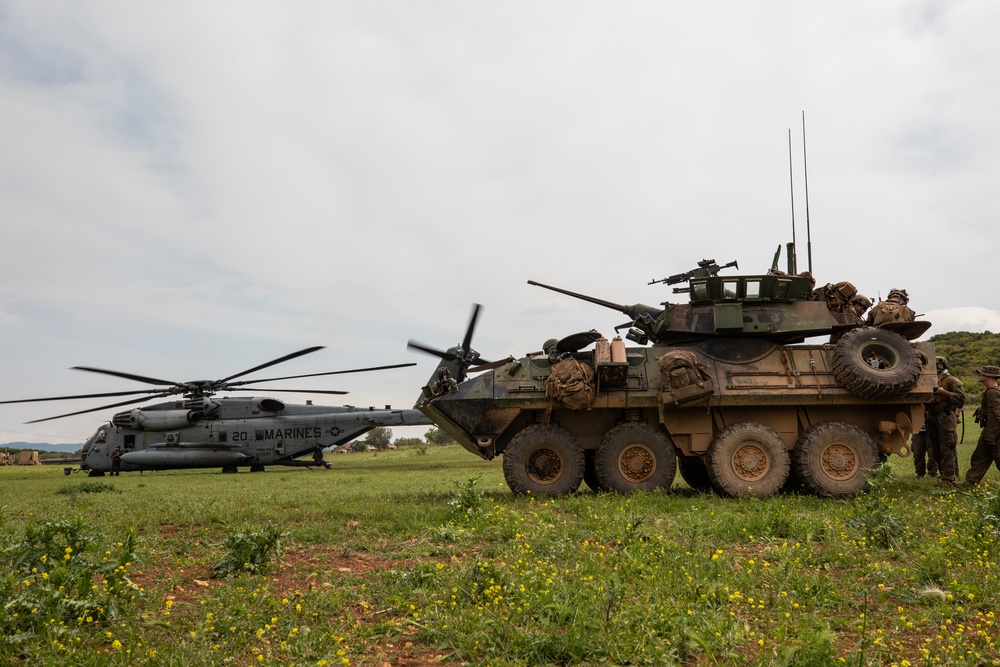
[887,288,909,304]
[935,356,948,371]
[851,294,872,310]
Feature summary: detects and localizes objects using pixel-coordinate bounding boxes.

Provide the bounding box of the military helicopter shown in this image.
[0,347,431,476]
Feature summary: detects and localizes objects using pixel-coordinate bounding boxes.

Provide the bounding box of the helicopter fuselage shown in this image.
[78,396,430,475]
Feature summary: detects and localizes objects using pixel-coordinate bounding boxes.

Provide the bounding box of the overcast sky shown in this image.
[2,1,999,444]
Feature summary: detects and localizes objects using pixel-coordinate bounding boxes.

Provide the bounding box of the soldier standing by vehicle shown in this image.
[911,425,936,478]
[111,446,122,476]
[927,356,965,487]
[967,365,1000,486]
[866,289,915,326]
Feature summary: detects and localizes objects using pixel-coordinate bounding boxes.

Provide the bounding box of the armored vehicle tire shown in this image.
[707,422,789,498]
[595,423,677,493]
[502,425,585,496]
[583,450,602,493]
[832,327,921,400]
[678,455,713,491]
[793,420,878,498]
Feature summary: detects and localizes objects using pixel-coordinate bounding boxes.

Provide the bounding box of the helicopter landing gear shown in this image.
[88,470,105,477]
[250,465,265,473]
[221,464,239,474]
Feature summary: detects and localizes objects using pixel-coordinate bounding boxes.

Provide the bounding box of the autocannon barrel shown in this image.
[527,280,664,321]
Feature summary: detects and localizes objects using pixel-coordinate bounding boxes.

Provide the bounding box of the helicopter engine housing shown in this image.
[112,408,202,431]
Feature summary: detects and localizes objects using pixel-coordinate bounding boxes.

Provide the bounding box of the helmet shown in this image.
[887,288,909,304]
[851,294,872,310]
[543,338,559,353]
[936,356,948,371]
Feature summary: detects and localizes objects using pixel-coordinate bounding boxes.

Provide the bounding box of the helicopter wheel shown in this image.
[88,470,105,478]
[502,425,585,496]
[221,464,239,474]
[595,423,676,493]
[250,465,265,473]
[707,422,789,498]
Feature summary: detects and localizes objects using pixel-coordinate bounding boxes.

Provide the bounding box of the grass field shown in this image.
[2,428,1000,666]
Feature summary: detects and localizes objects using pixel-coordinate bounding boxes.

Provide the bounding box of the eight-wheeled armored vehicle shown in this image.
[410,259,935,498]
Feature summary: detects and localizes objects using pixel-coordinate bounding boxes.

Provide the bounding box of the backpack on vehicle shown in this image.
[545,357,596,411]
[871,301,915,326]
[812,281,858,321]
[657,349,714,405]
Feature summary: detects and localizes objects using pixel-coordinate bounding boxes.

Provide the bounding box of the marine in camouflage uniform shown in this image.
[866,288,915,326]
[911,425,937,477]
[926,356,965,485]
[966,365,1000,486]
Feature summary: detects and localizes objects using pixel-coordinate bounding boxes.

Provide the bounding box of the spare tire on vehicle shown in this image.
[831,327,921,400]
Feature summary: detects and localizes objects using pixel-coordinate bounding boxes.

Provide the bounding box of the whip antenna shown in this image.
[802,110,813,274]
[787,128,797,275]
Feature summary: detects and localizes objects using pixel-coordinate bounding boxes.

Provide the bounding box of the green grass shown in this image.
[2,439,1000,666]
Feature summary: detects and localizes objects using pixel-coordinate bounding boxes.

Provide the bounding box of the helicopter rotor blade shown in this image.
[25,393,175,424]
[227,387,349,395]
[219,346,326,383]
[227,362,417,386]
[462,304,482,354]
[0,388,171,405]
[407,340,458,362]
[72,366,180,387]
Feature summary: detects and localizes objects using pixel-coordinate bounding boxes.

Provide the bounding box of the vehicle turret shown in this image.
[530,268,841,346]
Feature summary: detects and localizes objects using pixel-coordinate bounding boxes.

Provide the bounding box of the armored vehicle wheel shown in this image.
[678,455,713,491]
[583,450,602,493]
[793,420,878,497]
[502,425,585,496]
[595,423,676,493]
[707,422,789,497]
[832,327,921,400]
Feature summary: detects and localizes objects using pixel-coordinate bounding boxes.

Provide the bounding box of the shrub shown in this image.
[213,525,286,576]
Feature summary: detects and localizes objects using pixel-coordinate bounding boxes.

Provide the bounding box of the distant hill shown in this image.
[0,442,83,453]
[929,331,1000,398]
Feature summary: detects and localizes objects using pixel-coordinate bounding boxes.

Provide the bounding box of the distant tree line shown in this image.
[352,426,456,451]
[929,330,1000,398]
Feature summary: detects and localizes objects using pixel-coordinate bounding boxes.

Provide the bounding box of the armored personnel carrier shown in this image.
[410,258,935,498]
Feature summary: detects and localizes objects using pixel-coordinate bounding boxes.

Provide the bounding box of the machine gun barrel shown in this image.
[527,280,664,321]
[649,258,739,286]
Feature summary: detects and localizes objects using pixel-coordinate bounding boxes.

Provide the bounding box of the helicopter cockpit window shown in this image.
[95,428,107,444]
[691,280,710,300]
[745,280,761,299]
[722,280,739,299]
